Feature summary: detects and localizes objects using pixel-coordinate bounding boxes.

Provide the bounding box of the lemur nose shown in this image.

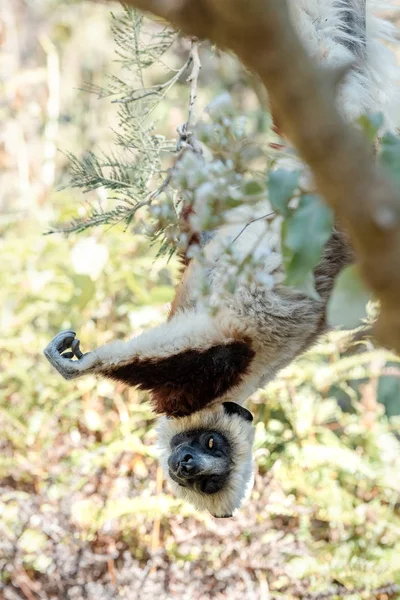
[179,454,195,473]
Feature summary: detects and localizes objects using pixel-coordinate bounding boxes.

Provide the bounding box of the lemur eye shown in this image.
[208,437,214,449]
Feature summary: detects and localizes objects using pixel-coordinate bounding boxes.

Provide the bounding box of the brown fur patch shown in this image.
[104,340,255,417]
[176,204,200,267]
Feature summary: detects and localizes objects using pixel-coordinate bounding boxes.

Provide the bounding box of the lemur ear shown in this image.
[222,401,253,422]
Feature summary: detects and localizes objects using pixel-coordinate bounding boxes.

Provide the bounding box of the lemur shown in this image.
[45,0,400,518]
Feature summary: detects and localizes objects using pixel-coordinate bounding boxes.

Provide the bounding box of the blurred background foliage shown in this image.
[1,2,400,599]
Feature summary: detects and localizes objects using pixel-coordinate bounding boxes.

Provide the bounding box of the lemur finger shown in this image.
[58,338,75,354]
[61,352,74,359]
[71,338,83,359]
[50,330,77,354]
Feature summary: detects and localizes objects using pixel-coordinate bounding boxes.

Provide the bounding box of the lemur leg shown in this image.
[44,312,255,417]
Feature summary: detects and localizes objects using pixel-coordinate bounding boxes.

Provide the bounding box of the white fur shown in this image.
[93,308,249,365]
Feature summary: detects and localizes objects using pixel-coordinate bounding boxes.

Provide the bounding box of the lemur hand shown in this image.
[44,330,93,380]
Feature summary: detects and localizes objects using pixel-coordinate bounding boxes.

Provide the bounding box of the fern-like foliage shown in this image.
[50,7,181,241]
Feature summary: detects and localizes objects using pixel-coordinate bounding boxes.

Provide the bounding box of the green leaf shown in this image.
[379,132,400,189]
[288,270,320,300]
[267,169,300,216]
[327,265,372,329]
[282,194,333,289]
[358,112,384,143]
[377,369,400,417]
[243,179,265,196]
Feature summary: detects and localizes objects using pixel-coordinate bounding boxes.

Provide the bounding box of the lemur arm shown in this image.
[44,312,255,417]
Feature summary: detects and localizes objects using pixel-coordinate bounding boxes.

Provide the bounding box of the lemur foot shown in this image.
[44,330,92,380]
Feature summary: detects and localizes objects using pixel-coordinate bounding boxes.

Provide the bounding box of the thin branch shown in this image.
[228,211,275,248]
[138,38,203,206]
[176,38,202,154]
[112,55,191,104]
[186,38,201,131]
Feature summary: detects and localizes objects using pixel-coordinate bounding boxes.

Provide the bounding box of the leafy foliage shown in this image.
[51,8,179,239]
[267,168,300,216]
[51,8,352,305]
[327,265,372,329]
[282,193,333,295]
[380,130,400,189]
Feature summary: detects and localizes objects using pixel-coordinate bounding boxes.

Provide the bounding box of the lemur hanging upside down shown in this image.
[45,0,400,518]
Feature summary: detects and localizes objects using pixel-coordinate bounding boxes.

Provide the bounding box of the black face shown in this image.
[168,430,232,495]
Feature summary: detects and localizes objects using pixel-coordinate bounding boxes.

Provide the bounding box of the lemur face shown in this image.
[168,430,232,495]
[157,402,256,518]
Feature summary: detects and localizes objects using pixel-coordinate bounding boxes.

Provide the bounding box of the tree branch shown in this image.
[176,38,202,154]
[100,0,400,354]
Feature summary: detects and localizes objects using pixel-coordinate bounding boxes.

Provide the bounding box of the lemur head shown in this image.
[157,401,255,518]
